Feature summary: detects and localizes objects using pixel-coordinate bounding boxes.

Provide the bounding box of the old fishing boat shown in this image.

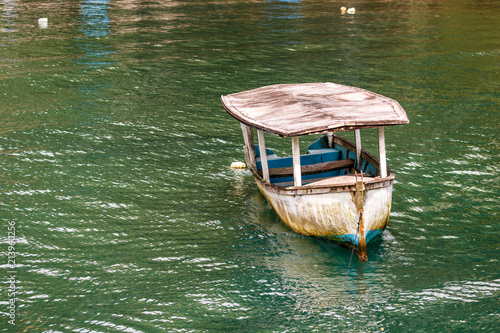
[221,82,409,260]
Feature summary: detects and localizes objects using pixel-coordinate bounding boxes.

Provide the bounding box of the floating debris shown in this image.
[38,18,48,29]
[230,161,246,169]
[340,7,355,15]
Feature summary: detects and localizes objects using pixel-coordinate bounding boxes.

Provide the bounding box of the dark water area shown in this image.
[0,0,498,331]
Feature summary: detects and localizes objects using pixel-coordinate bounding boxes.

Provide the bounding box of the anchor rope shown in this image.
[343,172,363,288]
[343,211,362,288]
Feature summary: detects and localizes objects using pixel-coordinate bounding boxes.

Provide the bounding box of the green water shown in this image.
[1,0,498,331]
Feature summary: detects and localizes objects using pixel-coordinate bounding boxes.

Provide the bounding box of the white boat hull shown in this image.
[255,180,392,244]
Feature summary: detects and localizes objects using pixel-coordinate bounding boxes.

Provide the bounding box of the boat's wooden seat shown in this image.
[256,148,342,170]
[258,159,354,177]
[305,175,376,186]
[254,146,355,185]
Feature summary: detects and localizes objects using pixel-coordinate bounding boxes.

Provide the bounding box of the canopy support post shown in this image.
[257,129,270,182]
[292,136,302,187]
[327,132,334,148]
[240,123,256,170]
[378,127,387,178]
[355,129,362,170]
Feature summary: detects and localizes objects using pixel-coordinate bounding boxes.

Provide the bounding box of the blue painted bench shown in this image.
[307,135,377,176]
[255,145,354,185]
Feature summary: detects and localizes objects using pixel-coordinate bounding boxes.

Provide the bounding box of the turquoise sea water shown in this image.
[1,0,499,331]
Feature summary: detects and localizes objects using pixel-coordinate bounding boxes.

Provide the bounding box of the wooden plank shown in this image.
[257,129,270,182]
[258,159,354,177]
[292,136,302,187]
[378,127,387,178]
[355,129,361,170]
[305,174,375,186]
[240,123,256,169]
[270,171,375,187]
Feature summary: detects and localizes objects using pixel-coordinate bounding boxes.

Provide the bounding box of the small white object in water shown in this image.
[38,18,48,29]
[231,161,246,169]
[347,8,355,14]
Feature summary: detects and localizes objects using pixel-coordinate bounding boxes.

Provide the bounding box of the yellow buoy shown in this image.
[231,161,246,169]
[340,7,347,14]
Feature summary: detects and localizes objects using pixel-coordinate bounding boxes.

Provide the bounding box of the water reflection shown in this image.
[76,0,114,68]
[73,0,116,125]
[0,0,18,33]
[80,0,111,37]
[266,0,302,20]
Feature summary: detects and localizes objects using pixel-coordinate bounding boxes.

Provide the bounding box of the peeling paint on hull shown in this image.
[255,180,392,241]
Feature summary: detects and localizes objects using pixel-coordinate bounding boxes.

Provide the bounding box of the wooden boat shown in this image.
[221,82,409,260]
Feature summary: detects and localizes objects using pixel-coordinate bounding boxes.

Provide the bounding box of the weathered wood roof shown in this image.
[221,82,409,137]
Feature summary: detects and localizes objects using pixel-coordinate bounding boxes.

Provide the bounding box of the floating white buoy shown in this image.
[340,7,347,14]
[38,18,48,29]
[231,161,246,169]
[347,7,355,14]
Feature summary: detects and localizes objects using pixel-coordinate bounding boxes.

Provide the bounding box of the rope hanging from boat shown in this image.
[344,172,364,287]
[343,211,362,287]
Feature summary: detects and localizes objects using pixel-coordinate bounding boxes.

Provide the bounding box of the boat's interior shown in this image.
[255,135,378,187]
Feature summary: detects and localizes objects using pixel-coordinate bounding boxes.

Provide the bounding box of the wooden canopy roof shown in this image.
[221,82,409,137]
